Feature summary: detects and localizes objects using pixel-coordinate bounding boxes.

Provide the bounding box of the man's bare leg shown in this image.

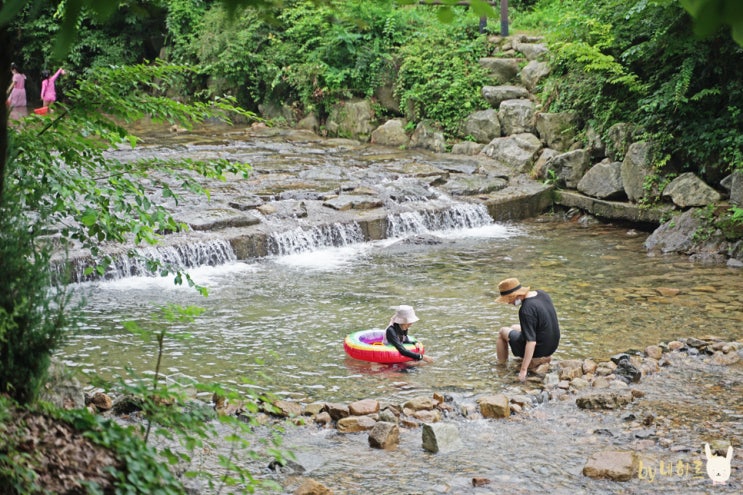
[496,327,512,364]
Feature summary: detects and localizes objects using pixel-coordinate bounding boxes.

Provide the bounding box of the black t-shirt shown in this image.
[518,290,560,357]
[385,323,422,360]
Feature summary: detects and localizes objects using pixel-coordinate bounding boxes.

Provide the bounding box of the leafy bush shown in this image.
[536,0,743,180]
[0,193,72,403]
[394,10,491,134]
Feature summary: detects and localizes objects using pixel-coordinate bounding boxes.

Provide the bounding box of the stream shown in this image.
[57,124,742,494]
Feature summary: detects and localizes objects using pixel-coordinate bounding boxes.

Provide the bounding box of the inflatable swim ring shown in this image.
[343,329,425,364]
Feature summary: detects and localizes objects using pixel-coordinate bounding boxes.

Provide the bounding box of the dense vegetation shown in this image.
[1,0,742,492]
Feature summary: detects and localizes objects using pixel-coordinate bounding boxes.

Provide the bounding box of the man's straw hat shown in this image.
[495,278,530,303]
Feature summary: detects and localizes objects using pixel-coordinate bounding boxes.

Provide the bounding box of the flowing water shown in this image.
[57,124,743,494]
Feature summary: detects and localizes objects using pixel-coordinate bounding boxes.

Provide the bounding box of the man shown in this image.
[495,278,560,381]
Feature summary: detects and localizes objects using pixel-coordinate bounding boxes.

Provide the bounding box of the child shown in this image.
[40,68,65,108]
[6,63,26,108]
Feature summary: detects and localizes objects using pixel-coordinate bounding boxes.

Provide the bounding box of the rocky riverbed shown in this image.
[36,334,739,494]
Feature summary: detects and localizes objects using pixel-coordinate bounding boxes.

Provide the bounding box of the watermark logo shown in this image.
[705,443,733,485]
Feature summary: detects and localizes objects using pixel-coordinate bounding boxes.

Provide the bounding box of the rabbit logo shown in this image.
[704,443,733,485]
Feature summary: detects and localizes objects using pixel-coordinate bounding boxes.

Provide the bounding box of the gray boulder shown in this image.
[481,133,543,174]
[460,109,501,143]
[520,60,551,92]
[409,120,447,153]
[535,111,578,152]
[479,57,520,84]
[545,149,591,189]
[662,172,721,208]
[621,141,655,203]
[371,119,410,147]
[577,160,625,200]
[481,85,529,108]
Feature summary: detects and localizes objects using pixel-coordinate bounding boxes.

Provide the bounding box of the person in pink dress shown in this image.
[6,63,27,108]
[40,67,65,108]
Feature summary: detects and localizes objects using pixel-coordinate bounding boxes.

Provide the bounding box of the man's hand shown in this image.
[518,369,527,382]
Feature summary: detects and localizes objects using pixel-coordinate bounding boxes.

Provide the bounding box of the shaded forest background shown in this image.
[9,0,743,181]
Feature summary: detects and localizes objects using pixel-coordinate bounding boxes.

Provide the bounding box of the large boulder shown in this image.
[577,160,625,200]
[421,423,463,453]
[460,109,501,143]
[545,149,591,189]
[728,170,743,206]
[481,85,529,108]
[371,119,410,147]
[481,133,543,174]
[326,99,376,141]
[520,60,551,92]
[409,120,447,153]
[479,57,520,84]
[583,451,638,481]
[661,172,722,208]
[499,99,536,136]
[621,141,655,203]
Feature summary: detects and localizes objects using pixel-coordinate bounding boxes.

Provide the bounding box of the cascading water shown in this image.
[385,203,493,238]
[266,222,366,256]
[64,239,236,283]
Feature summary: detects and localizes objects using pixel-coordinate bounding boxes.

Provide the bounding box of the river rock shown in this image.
[477,394,510,418]
[403,395,438,411]
[294,478,332,495]
[644,345,663,360]
[481,133,542,173]
[90,392,113,412]
[349,398,379,416]
[575,389,634,410]
[337,415,376,433]
[577,160,624,200]
[325,403,349,420]
[421,423,462,453]
[368,421,399,449]
[559,359,584,380]
[621,141,655,203]
[582,450,638,481]
[272,400,303,418]
[409,120,447,153]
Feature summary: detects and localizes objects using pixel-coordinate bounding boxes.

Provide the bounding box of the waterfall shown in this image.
[63,203,497,281]
[267,222,365,256]
[65,239,237,283]
[386,203,492,238]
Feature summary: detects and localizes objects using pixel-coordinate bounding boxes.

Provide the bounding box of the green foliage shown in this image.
[681,0,743,46]
[93,304,287,493]
[0,198,72,403]
[537,0,743,180]
[713,206,743,241]
[394,14,490,134]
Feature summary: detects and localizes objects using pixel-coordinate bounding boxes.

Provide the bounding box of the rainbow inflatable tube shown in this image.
[343,329,425,364]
